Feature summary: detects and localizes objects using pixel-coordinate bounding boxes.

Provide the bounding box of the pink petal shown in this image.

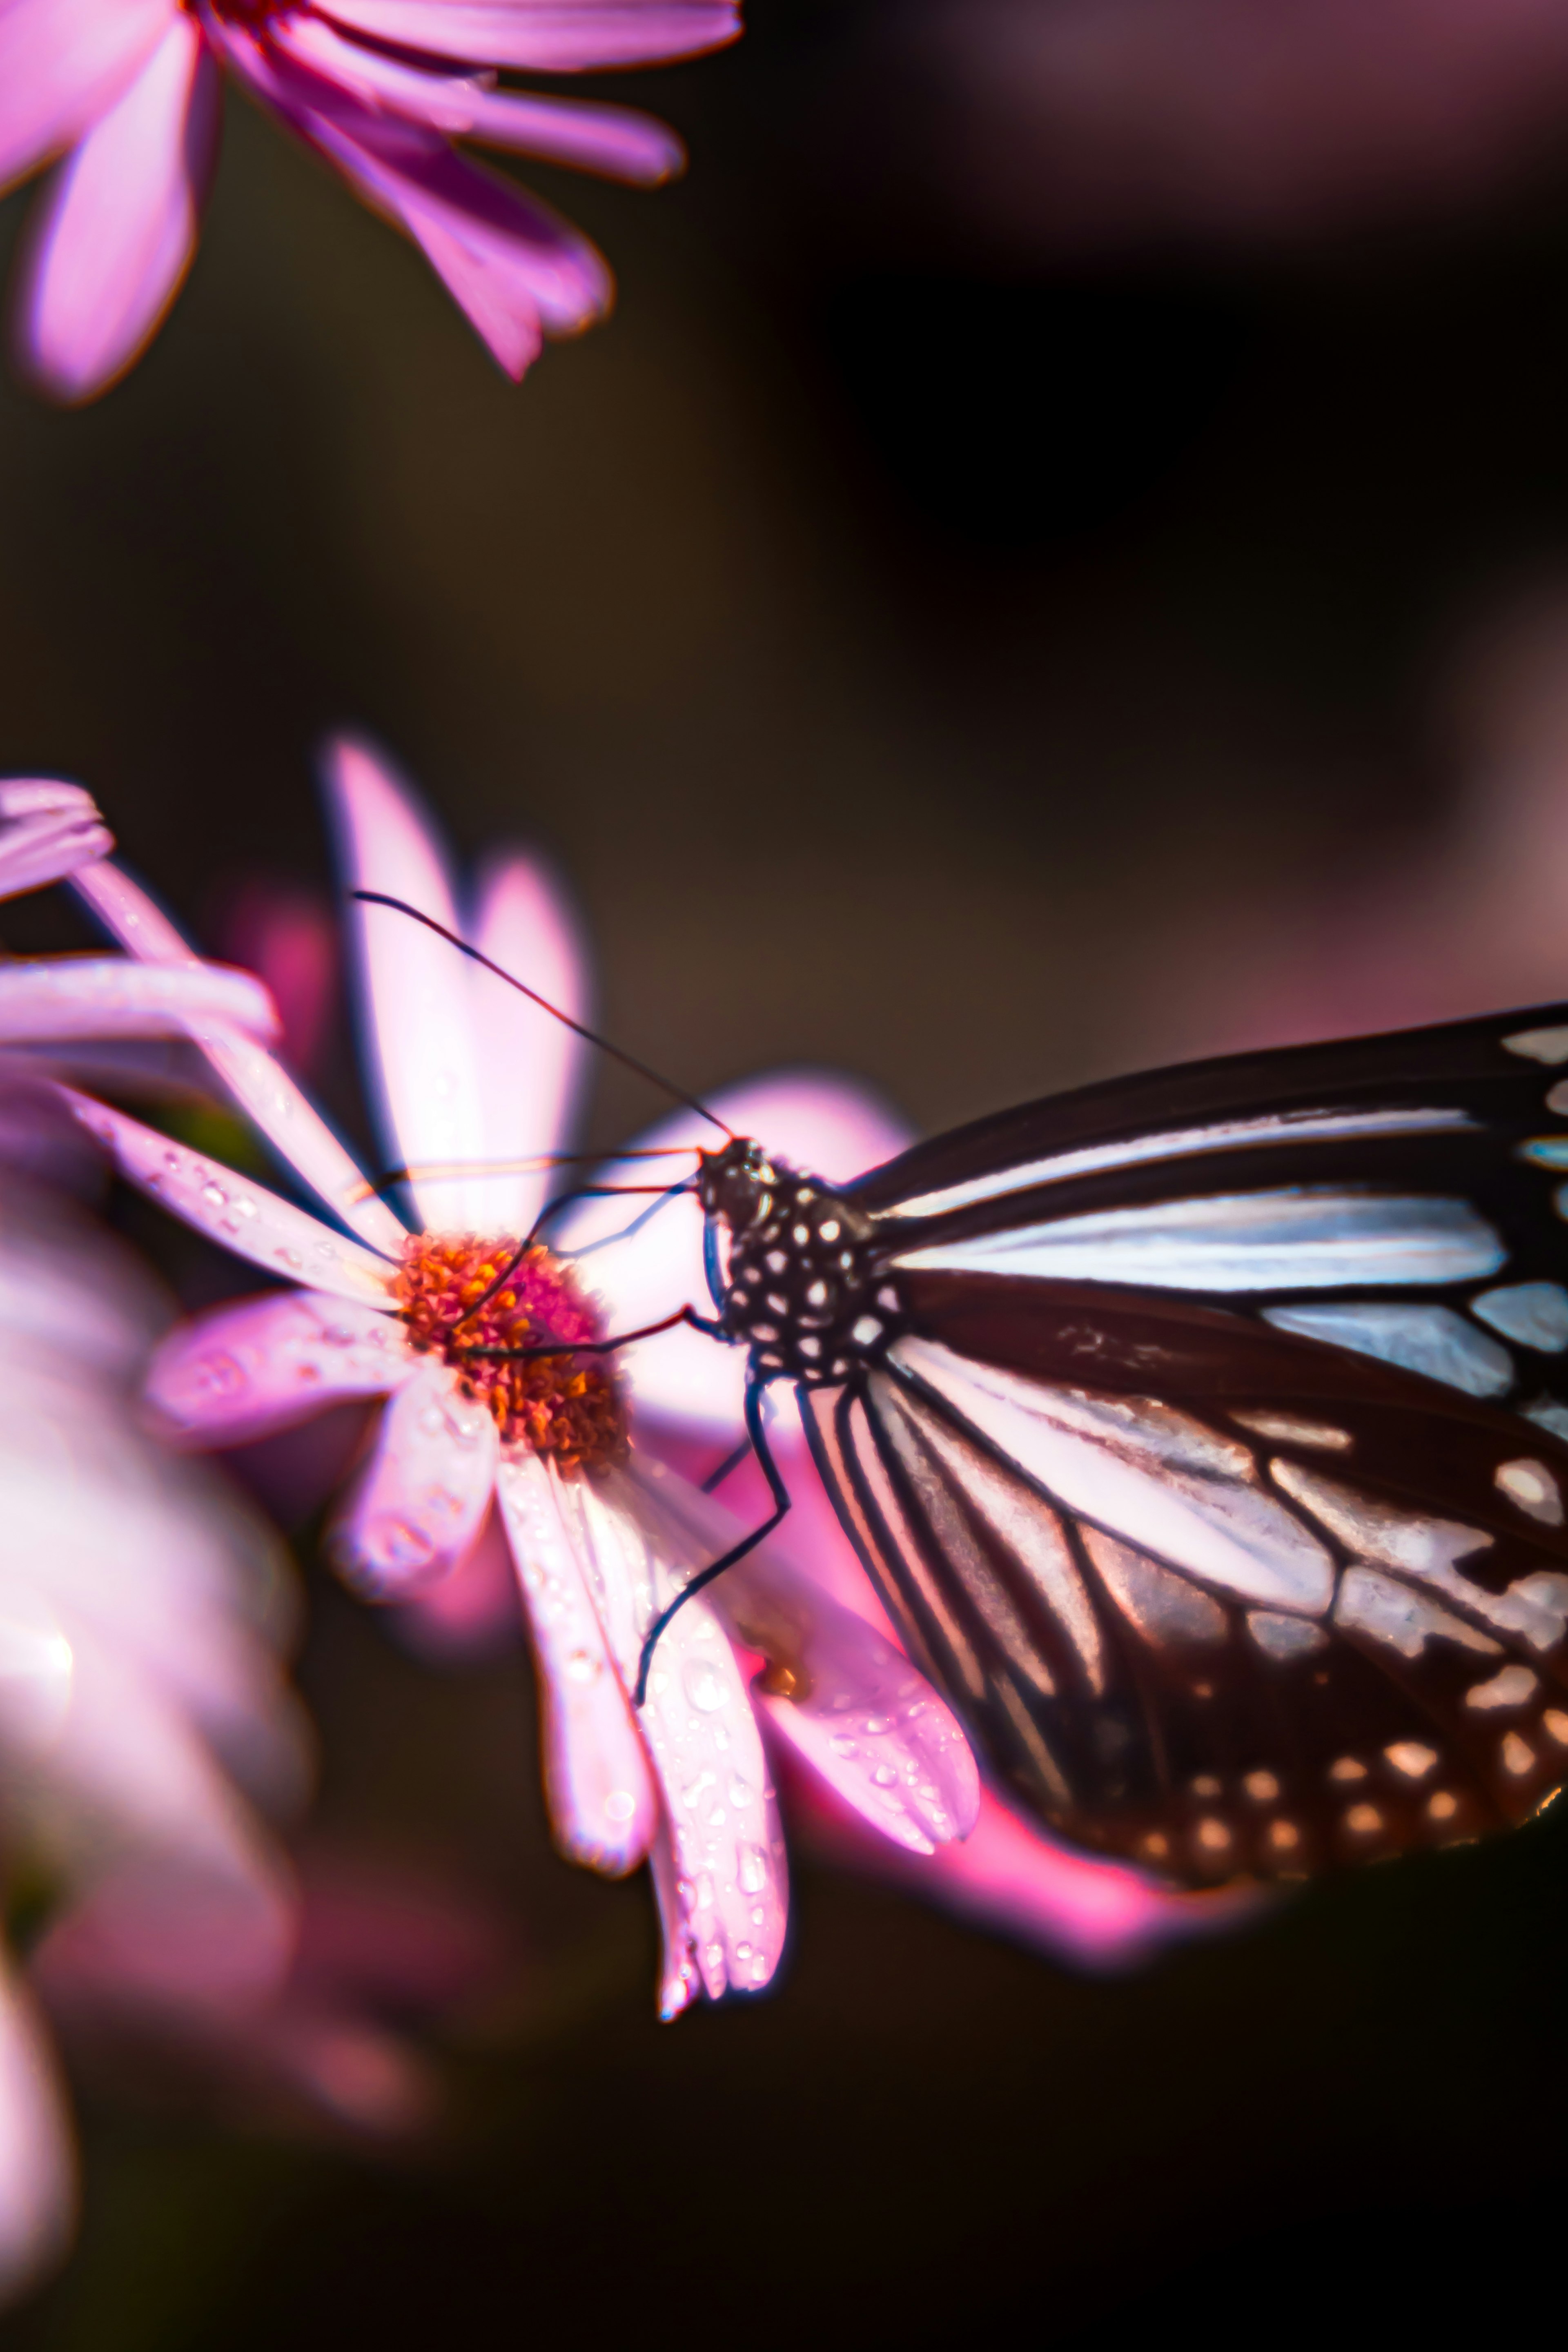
[494,1452,657,1873]
[446,83,682,183]
[552,1069,916,1435]
[57,1088,398,1308]
[802,1779,1258,1973]
[557,1460,789,2011]
[71,860,407,1257]
[147,1291,409,1449]
[302,108,606,368]
[468,850,592,1234]
[270,14,684,184]
[17,10,220,403]
[0,0,173,189]
[0,777,111,899]
[390,1504,522,1659]
[326,1362,499,1600]
[312,0,742,73]
[615,1447,978,1853]
[0,1955,75,2301]
[323,737,494,1235]
[0,956,277,1047]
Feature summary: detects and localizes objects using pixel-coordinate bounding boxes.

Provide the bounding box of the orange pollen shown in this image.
[393,1233,625,1472]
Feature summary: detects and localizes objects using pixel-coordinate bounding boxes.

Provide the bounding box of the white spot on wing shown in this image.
[1229,1409,1352,1450]
[897,1190,1503,1294]
[1472,1282,1568,1351]
[1263,1302,1513,1396]
[1503,1025,1568,1062]
[1335,1566,1501,1660]
[1247,1610,1329,1660]
[1465,1664,1538,1711]
[1495,1457,1564,1523]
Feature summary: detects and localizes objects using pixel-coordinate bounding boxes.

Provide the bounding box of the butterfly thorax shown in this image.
[697,1139,903,1386]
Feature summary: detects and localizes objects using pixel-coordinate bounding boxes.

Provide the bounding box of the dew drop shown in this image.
[829,1734,858,1758]
[737,1844,768,1895]
[604,1788,637,1823]
[872,1764,900,1787]
[728,1775,753,1809]
[683,1659,728,1713]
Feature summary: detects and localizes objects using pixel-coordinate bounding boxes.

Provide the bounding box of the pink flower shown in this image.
[0,782,313,2302]
[62,738,984,2020]
[0,773,469,2298]
[0,0,741,403]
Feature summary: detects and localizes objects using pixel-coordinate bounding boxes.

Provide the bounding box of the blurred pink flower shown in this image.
[62,737,986,2020]
[0,773,454,2299]
[0,0,741,403]
[854,0,1568,255]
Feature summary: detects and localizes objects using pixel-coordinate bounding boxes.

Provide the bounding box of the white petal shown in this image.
[147,1291,409,1447]
[326,1362,498,1599]
[69,860,406,1254]
[58,1089,397,1307]
[551,1458,788,2007]
[324,738,494,1234]
[468,849,591,1234]
[629,1458,980,1854]
[0,955,276,1045]
[494,1452,656,1875]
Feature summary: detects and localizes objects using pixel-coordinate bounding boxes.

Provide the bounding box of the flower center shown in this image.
[394,1234,624,1471]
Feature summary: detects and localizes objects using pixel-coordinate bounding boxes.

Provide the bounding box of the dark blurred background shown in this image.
[5,0,1568,2343]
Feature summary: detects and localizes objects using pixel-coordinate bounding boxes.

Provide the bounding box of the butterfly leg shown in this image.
[632,1373,791,1708]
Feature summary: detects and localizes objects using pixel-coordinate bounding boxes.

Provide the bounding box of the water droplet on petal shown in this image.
[728,1775,753,1809]
[872,1764,900,1787]
[829,1734,858,1758]
[862,1714,892,1736]
[604,1789,636,1823]
[564,1649,599,1684]
[683,1658,728,1713]
[737,1844,768,1896]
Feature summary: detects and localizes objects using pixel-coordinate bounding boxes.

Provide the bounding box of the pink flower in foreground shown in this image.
[0,779,306,2302]
[63,738,986,2019]
[0,0,741,403]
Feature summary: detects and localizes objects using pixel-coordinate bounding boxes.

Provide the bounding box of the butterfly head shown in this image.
[695,1137,778,1231]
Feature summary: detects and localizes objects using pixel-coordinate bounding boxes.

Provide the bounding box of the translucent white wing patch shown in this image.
[891,1189,1504,1293]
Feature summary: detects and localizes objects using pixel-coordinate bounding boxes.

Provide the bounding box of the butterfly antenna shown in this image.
[352,892,732,1136]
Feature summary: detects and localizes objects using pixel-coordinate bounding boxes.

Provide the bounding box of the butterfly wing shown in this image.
[800,1278,1568,1882]
[794,1003,1568,1883]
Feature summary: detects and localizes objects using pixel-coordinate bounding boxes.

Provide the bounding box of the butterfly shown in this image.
[359,895,1568,1889]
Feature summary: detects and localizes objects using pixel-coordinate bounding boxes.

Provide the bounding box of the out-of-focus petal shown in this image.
[270,14,684,184]
[147,1291,410,1449]
[0,779,111,900]
[57,1089,399,1307]
[299,107,607,374]
[0,0,172,190]
[495,1452,657,1874]
[312,0,742,73]
[556,1459,788,2011]
[553,1069,915,1434]
[18,10,220,403]
[70,860,407,1256]
[29,1845,296,2025]
[323,737,494,1234]
[326,1362,498,1600]
[0,1952,75,2307]
[0,956,277,1046]
[469,851,592,1234]
[802,1777,1256,1972]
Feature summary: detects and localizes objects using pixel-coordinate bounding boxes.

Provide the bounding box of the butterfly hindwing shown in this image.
[799,1274,1568,1885]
